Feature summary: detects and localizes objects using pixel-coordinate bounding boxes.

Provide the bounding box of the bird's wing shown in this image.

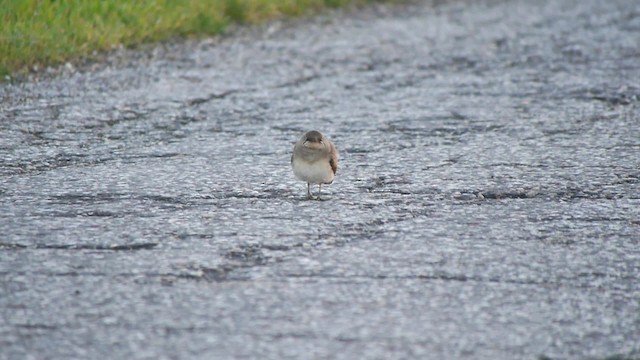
[329,144,338,175]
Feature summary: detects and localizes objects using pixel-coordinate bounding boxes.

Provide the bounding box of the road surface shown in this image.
[1,0,639,358]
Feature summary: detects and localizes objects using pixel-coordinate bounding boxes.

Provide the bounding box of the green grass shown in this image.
[0,0,377,78]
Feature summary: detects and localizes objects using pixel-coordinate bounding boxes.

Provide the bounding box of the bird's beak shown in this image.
[303,139,323,149]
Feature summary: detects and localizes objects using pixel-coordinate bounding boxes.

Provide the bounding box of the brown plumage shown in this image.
[291,130,339,199]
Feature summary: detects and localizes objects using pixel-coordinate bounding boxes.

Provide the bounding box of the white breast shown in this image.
[292,158,334,184]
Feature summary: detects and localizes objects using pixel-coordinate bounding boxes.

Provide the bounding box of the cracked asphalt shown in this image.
[1,0,640,359]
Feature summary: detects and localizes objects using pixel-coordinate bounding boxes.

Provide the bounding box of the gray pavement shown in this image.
[1,0,640,359]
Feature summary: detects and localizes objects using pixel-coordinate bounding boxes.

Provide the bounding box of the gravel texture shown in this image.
[1,0,639,359]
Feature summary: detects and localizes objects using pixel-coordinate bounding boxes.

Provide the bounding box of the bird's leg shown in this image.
[306,183,313,200]
[317,184,322,200]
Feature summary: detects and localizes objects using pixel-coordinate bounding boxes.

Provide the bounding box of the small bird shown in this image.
[291,130,339,200]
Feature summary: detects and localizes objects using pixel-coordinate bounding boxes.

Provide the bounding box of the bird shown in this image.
[291,130,338,200]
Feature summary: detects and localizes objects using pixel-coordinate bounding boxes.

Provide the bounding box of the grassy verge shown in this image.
[0,0,379,79]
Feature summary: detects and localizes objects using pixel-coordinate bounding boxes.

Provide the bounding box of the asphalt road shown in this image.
[1,0,639,359]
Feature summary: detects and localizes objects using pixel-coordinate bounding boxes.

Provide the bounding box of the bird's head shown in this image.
[303,130,325,150]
